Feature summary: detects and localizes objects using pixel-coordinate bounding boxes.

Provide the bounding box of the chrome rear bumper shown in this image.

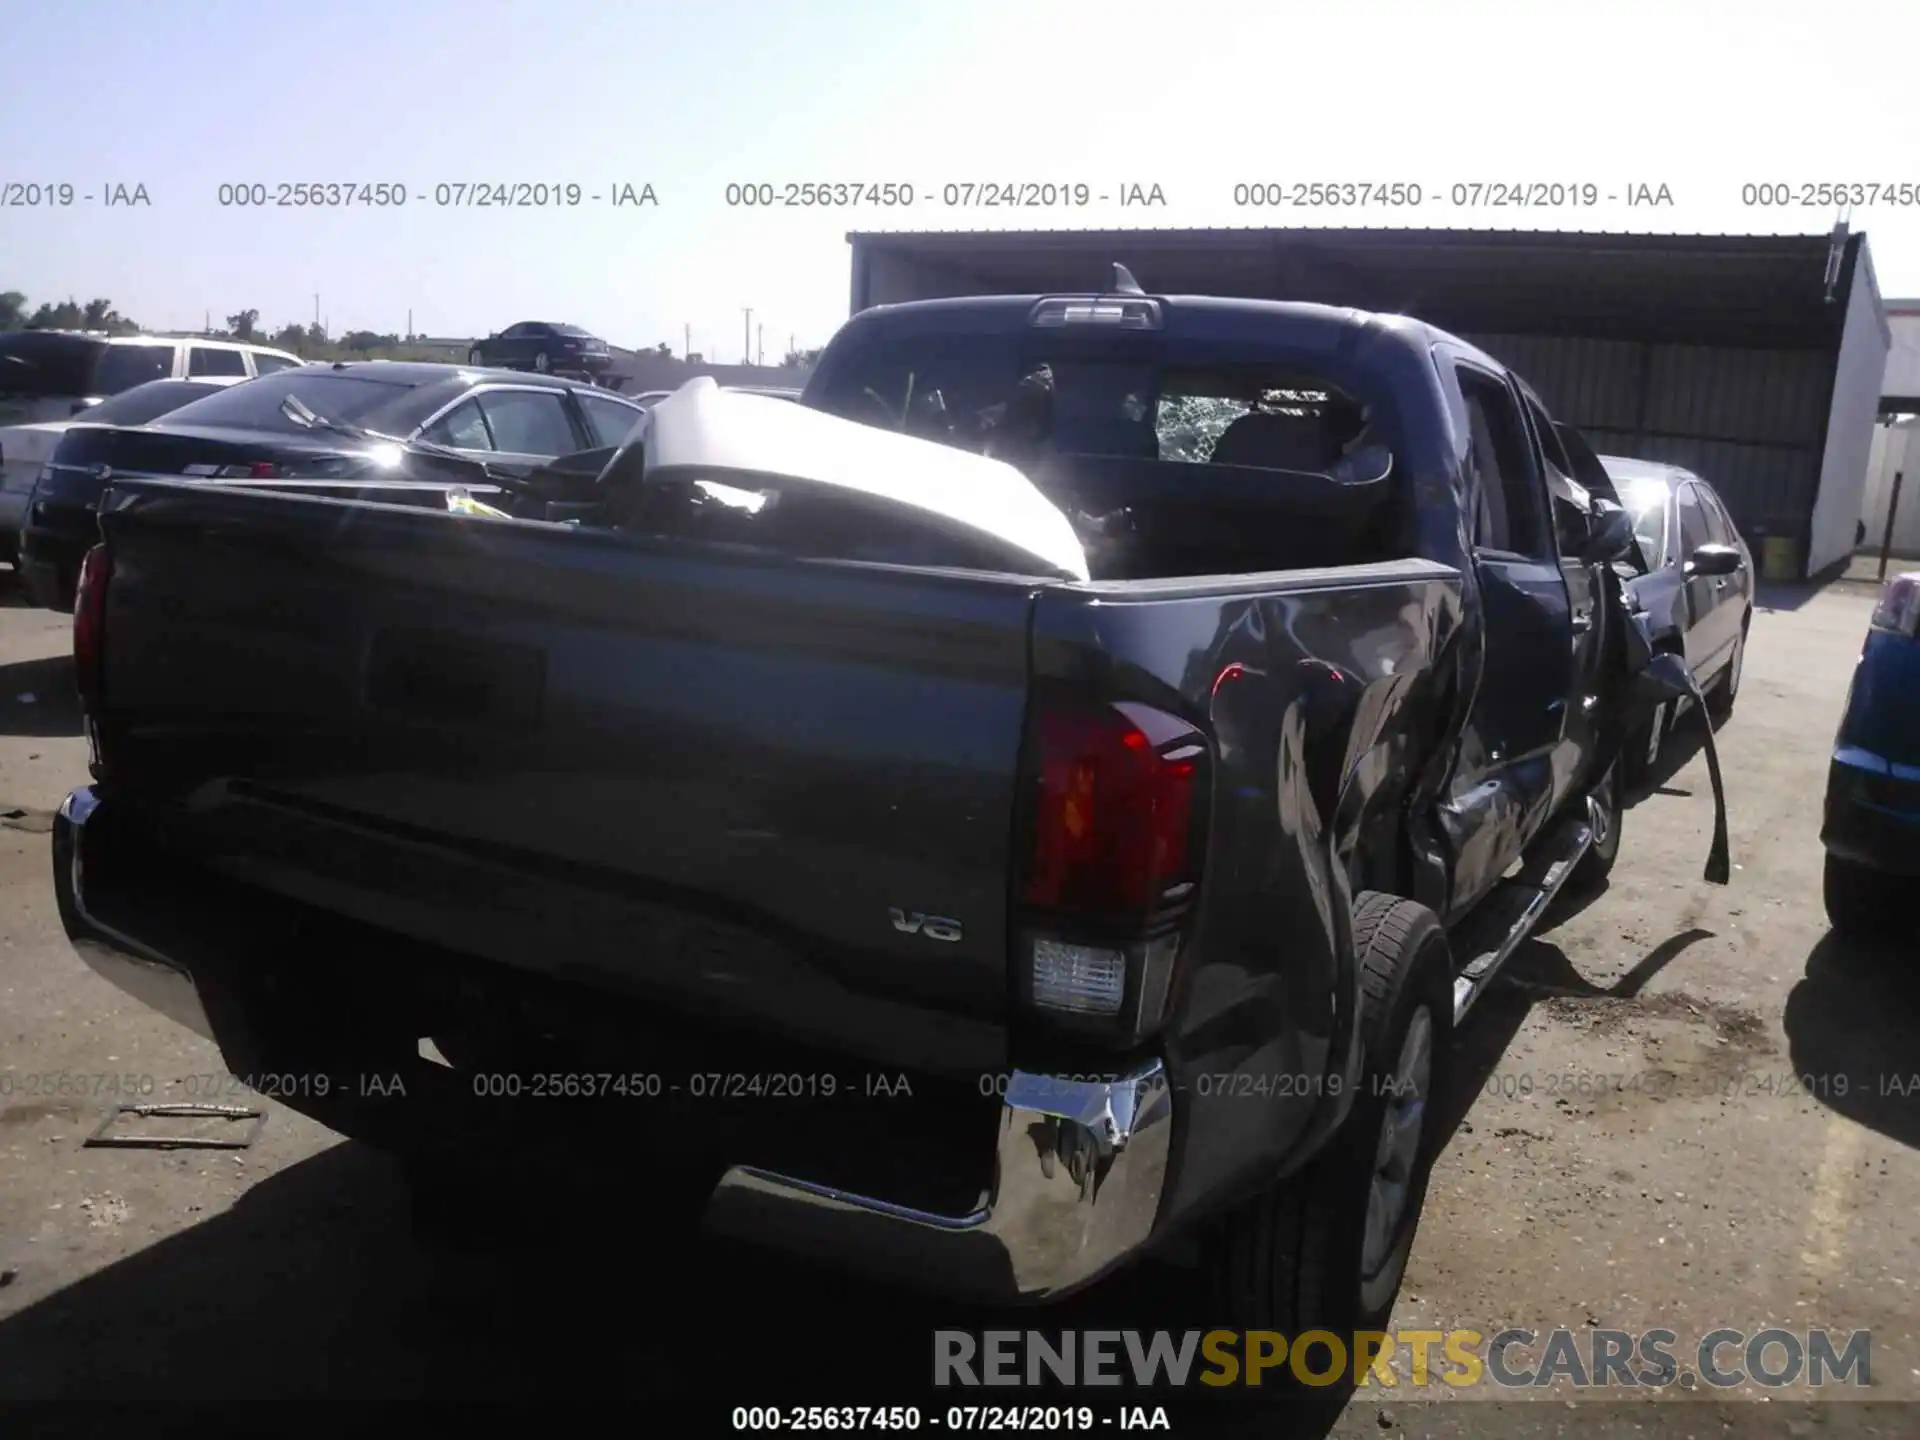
[704,1063,1172,1301]
[54,784,1175,1302]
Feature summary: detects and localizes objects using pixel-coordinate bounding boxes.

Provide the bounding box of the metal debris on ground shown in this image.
[83,1103,267,1151]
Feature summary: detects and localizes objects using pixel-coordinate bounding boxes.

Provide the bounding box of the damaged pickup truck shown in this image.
[50,272,1725,1337]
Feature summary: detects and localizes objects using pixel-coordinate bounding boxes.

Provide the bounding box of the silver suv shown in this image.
[1,331,302,426]
[1,331,303,562]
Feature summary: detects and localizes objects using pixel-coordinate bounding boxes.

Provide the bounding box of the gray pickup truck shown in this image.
[51,277,1719,1338]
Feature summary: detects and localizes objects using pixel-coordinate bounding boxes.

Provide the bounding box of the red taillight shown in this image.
[1024,700,1202,918]
[249,461,279,478]
[74,543,112,713]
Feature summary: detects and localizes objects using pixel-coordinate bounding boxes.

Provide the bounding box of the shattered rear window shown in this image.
[807,333,1386,475]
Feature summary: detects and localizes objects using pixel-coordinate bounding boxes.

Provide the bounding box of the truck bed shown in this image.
[90,477,1462,1113]
[97,480,1045,1075]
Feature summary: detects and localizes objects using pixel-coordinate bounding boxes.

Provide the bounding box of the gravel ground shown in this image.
[0,573,1915,1438]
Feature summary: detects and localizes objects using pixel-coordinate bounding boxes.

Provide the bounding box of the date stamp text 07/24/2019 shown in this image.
[209,182,659,209]
[721,181,1167,209]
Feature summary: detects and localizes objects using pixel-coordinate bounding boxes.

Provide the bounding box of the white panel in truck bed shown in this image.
[641,377,1090,581]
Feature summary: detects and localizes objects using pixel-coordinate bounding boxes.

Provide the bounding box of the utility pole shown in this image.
[757,323,763,366]
[314,294,320,330]
[684,323,690,360]
[407,308,413,341]
[742,308,753,365]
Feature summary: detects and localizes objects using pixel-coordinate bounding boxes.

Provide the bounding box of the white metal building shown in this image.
[1881,300,1920,410]
[1856,300,1920,561]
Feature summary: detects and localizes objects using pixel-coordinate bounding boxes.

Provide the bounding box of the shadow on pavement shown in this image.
[0,654,80,739]
[1754,577,1869,615]
[1430,927,1713,1151]
[0,1138,1346,1437]
[1784,930,1920,1151]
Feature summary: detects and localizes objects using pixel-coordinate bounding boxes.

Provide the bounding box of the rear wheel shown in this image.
[533,350,551,373]
[467,348,484,366]
[1208,893,1452,1336]
[1823,855,1907,942]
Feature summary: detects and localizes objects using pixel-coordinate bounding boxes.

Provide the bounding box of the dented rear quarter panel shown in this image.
[1030,555,1464,1233]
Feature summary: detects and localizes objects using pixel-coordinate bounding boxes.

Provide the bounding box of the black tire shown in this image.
[467,348,484,366]
[533,350,551,373]
[1823,854,1906,942]
[1706,616,1748,724]
[1208,893,1452,1336]
[1568,760,1623,894]
[1624,697,1671,787]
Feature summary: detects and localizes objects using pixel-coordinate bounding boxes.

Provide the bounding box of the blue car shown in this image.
[1822,570,1920,940]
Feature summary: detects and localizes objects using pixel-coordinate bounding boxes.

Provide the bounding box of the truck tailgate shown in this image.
[95,481,1044,1074]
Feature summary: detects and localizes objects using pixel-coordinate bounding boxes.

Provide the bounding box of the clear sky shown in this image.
[4,0,1918,358]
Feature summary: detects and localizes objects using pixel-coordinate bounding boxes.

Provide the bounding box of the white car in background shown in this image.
[2,333,303,565]
[0,374,251,564]
[0,330,301,427]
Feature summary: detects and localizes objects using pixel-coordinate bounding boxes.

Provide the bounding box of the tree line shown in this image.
[0,291,465,362]
[3,289,824,369]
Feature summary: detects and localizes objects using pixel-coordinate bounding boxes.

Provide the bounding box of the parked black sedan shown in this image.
[18,361,647,609]
[4,376,246,565]
[466,322,613,379]
[1600,455,1755,773]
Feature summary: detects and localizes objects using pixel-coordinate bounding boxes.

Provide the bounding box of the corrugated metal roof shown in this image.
[846,226,1858,348]
[846,225,1843,244]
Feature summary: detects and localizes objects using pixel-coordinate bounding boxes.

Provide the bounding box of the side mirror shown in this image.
[1685,542,1741,578]
[1579,500,1637,564]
